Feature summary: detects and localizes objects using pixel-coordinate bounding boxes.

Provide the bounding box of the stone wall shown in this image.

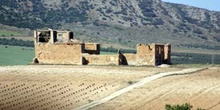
[34,43,171,66]
[33,29,171,66]
[122,54,136,65]
[164,44,171,64]
[83,54,119,65]
[34,42,171,66]
[136,44,155,65]
[56,31,73,43]
[35,43,83,64]
[135,43,170,66]
[83,43,100,54]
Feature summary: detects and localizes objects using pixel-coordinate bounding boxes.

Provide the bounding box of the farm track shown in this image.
[92,66,220,110]
[75,68,207,110]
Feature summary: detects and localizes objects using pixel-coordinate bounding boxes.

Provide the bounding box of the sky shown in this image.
[162,0,220,11]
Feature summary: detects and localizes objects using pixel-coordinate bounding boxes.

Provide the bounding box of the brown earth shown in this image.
[92,66,220,110]
[0,65,219,110]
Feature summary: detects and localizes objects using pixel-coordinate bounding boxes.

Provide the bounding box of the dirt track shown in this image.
[0,65,219,110]
[74,68,207,110]
[91,66,220,110]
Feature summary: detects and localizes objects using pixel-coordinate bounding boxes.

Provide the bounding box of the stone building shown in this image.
[33,29,171,66]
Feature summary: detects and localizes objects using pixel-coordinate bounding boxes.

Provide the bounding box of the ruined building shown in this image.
[33,29,171,66]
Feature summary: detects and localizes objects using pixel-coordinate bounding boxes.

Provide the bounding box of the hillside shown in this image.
[0,0,220,48]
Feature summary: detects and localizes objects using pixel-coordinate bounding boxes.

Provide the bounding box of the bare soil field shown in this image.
[0,65,219,110]
[92,66,220,110]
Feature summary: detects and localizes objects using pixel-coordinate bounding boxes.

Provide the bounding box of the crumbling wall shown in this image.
[33,29,171,66]
[83,43,100,54]
[137,44,154,55]
[136,44,155,65]
[83,55,119,65]
[34,30,55,44]
[34,42,171,66]
[35,43,83,64]
[164,44,171,64]
[135,43,170,66]
[122,54,136,65]
[56,31,73,43]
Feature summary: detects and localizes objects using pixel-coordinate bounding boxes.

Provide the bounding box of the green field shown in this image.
[0,44,219,66]
[0,45,34,66]
[0,30,23,37]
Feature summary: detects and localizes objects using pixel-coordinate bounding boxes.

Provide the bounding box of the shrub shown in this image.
[193,28,203,34]
[165,103,192,110]
[165,103,205,110]
[127,81,134,85]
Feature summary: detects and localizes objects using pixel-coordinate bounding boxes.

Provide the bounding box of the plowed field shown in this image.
[0,65,219,110]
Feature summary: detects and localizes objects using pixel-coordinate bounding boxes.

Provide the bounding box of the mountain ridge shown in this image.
[0,0,220,48]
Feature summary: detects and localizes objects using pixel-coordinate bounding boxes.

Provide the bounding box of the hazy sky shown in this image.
[162,0,220,11]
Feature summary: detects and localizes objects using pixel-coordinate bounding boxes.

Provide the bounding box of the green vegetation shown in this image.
[100,52,115,55]
[0,38,219,66]
[0,0,220,45]
[0,45,34,66]
[165,103,192,110]
[165,103,205,110]
[0,0,89,29]
[172,52,220,64]
[0,30,22,37]
[0,38,34,47]
[180,44,220,50]
[100,47,136,53]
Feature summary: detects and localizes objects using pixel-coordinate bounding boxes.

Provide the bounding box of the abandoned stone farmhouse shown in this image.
[33,29,171,66]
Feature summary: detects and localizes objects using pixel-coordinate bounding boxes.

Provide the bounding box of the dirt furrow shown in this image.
[74,68,206,110]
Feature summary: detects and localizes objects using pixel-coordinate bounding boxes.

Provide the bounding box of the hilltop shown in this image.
[0,0,220,48]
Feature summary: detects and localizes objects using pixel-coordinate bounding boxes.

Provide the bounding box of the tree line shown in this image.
[180,44,220,50]
[100,46,136,53]
[0,38,34,47]
[172,52,220,64]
